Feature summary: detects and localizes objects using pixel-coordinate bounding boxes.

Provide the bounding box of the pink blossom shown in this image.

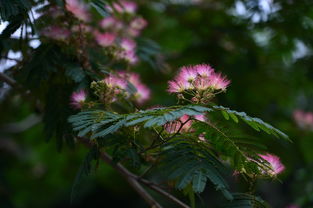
[120,1,137,13]
[194,76,211,90]
[167,80,191,93]
[41,26,71,40]
[70,89,87,109]
[65,0,90,22]
[177,66,198,82]
[194,114,206,122]
[258,153,285,176]
[135,83,151,104]
[194,64,214,77]
[167,64,230,99]
[104,74,127,89]
[109,1,137,13]
[120,38,137,51]
[130,17,148,31]
[198,134,206,142]
[95,32,116,47]
[100,17,117,28]
[116,50,138,64]
[208,72,231,90]
[104,71,150,104]
[119,72,151,104]
[293,110,313,130]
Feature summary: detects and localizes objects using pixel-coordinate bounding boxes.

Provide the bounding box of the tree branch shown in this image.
[79,137,190,208]
[78,137,162,208]
[0,72,19,88]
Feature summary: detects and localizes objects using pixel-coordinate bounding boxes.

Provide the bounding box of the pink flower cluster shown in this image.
[103,71,151,104]
[258,153,285,176]
[106,1,137,14]
[41,0,147,65]
[293,110,313,131]
[168,64,230,102]
[70,89,87,109]
[65,0,90,22]
[95,13,147,64]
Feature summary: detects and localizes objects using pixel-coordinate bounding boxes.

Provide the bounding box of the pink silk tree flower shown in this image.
[65,0,90,22]
[41,26,71,40]
[100,16,117,28]
[120,1,137,13]
[130,17,148,31]
[208,72,231,90]
[70,89,87,109]
[104,75,128,89]
[95,32,116,47]
[121,50,138,64]
[258,153,285,176]
[134,83,151,104]
[119,72,151,104]
[167,80,192,93]
[177,66,198,82]
[194,76,211,90]
[194,114,206,122]
[104,71,151,104]
[293,110,313,130]
[194,64,214,77]
[109,1,137,13]
[120,38,137,52]
[167,64,230,95]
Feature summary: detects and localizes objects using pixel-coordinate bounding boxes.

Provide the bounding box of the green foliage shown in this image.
[0,0,31,22]
[68,103,288,202]
[214,106,289,140]
[224,193,269,208]
[161,138,233,200]
[68,104,288,140]
[71,146,100,203]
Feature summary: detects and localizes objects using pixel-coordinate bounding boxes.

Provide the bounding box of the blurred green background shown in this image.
[1,0,313,207]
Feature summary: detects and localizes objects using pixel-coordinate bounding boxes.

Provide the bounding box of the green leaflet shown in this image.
[68,104,289,143]
[162,138,233,199]
[71,147,99,203]
[68,105,210,139]
[224,193,269,208]
[213,105,289,140]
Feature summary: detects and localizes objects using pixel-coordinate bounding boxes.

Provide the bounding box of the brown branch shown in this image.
[78,137,162,208]
[0,72,19,88]
[138,178,190,208]
[79,137,190,208]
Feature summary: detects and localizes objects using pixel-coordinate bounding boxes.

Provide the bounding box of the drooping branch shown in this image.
[78,137,190,208]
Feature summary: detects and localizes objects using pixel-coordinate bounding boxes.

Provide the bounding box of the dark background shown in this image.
[1,0,313,207]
